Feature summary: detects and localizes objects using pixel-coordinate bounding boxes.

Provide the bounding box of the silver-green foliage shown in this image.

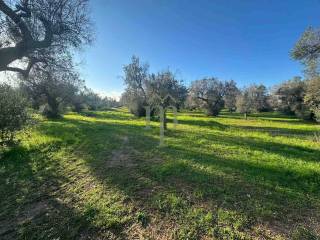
[0,84,28,144]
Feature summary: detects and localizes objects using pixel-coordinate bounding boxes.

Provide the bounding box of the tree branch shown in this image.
[197,96,209,103]
[33,16,53,49]
[0,9,53,73]
[3,57,42,78]
[0,0,32,41]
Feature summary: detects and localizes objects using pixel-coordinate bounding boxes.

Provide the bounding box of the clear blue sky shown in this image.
[78,0,320,97]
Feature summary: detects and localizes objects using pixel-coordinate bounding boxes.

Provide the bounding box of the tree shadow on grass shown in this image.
[177,118,227,130]
[211,131,318,162]
[177,113,318,137]
[218,111,316,125]
[100,140,320,238]
[231,125,317,137]
[77,110,138,121]
[0,141,132,239]
[166,124,320,163]
[17,114,320,238]
[167,143,320,196]
[85,139,320,237]
[219,111,295,119]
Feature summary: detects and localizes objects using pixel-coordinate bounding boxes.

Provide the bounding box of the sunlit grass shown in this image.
[1,108,319,239]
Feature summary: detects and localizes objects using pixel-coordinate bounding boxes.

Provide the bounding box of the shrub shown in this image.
[0,84,29,145]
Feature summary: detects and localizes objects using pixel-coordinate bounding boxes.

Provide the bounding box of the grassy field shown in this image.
[1,108,320,239]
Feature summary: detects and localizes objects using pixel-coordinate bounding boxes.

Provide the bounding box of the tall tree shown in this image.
[122,56,149,116]
[292,27,320,121]
[0,0,93,76]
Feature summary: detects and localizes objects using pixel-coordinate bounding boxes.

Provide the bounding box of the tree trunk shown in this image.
[207,102,221,116]
[46,95,60,118]
[244,113,247,120]
[164,110,167,130]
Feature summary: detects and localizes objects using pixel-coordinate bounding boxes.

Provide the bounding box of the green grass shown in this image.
[1,109,320,239]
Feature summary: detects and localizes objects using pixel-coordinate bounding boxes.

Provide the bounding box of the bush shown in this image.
[0,84,29,145]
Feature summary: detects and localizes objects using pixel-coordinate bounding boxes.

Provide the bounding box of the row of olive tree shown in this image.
[73,87,120,113]
[21,67,119,118]
[1,70,119,145]
[189,26,320,121]
[121,57,320,122]
[191,75,319,121]
[121,56,272,119]
[245,27,320,122]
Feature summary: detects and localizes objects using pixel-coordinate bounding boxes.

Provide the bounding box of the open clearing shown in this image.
[1,109,320,239]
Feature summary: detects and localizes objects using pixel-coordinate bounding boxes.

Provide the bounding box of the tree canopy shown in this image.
[0,0,93,76]
[190,78,231,116]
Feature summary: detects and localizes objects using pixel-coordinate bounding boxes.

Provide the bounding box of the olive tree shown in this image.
[122,56,149,116]
[292,27,320,121]
[223,80,239,112]
[147,70,187,129]
[249,84,270,112]
[21,63,83,118]
[304,76,320,121]
[0,83,28,145]
[272,77,311,119]
[121,90,147,117]
[189,77,229,116]
[236,87,254,119]
[292,27,320,68]
[0,0,93,76]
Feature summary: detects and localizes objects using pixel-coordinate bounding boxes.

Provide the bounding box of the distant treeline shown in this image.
[121,28,320,122]
[120,55,320,122]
